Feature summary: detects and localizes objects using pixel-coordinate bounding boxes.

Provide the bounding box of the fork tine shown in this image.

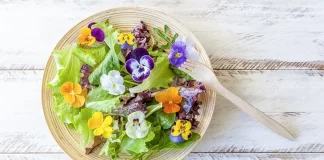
[183,62,195,69]
[186,59,200,65]
[179,66,193,73]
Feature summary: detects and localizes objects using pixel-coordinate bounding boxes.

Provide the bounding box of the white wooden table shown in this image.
[1,0,324,159]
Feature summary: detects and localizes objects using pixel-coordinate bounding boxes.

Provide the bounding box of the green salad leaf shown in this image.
[88,45,120,85]
[145,103,162,118]
[52,95,80,124]
[170,66,194,80]
[121,131,155,154]
[86,87,113,102]
[48,44,82,88]
[73,45,108,68]
[100,132,125,159]
[152,25,178,51]
[129,56,175,93]
[156,109,176,129]
[158,131,201,150]
[74,108,95,148]
[86,95,121,112]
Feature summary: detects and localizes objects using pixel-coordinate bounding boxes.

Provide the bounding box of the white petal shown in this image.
[185,46,200,61]
[126,124,137,139]
[112,84,125,95]
[135,129,149,139]
[108,70,121,77]
[100,74,113,91]
[176,36,196,47]
[138,120,149,131]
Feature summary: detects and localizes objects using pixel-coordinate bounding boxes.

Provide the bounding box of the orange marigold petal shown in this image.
[171,95,182,104]
[163,105,173,114]
[64,94,75,104]
[163,104,180,114]
[60,82,74,95]
[155,92,169,103]
[73,83,82,94]
[72,95,85,108]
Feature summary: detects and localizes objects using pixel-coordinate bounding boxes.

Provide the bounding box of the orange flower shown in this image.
[155,87,182,114]
[78,28,96,46]
[60,82,87,108]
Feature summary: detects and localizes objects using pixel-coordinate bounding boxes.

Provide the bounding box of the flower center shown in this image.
[180,126,186,133]
[133,118,140,126]
[86,36,93,41]
[168,101,173,104]
[175,53,182,58]
[70,90,76,95]
[139,65,143,69]
[112,84,116,88]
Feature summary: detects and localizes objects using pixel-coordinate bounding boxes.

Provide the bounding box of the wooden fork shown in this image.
[179,60,295,140]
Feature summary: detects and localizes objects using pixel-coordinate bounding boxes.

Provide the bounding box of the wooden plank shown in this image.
[0,1,324,70]
[0,153,323,160]
[186,153,324,160]
[1,70,324,154]
[0,154,69,160]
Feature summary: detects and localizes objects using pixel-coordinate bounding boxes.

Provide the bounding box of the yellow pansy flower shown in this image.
[59,82,87,108]
[117,32,135,45]
[88,112,113,138]
[171,120,192,140]
[78,28,96,46]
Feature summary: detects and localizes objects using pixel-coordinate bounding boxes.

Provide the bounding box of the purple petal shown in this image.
[171,41,186,54]
[168,41,187,67]
[126,48,149,61]
[132,66,150,82]
[120,43,133,50]
[88,22,96,29]
[125,59,140,74]
[91,28,105,42]
[170,134,184,143]
[168,52,187,68]
[140,55,154,70]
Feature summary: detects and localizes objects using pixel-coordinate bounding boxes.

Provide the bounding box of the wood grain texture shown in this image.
[0,0,323,70]
[1,70,324,155]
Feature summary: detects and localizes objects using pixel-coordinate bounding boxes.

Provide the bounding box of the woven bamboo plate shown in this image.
[42,7,216,160]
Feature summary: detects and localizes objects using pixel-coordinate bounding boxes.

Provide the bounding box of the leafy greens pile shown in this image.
[48,20,205,159]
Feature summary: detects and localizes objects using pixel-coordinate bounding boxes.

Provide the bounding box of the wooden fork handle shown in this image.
[211,81,295,140]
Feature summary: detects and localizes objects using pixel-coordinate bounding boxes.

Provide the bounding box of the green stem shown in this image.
[124,80,139,86]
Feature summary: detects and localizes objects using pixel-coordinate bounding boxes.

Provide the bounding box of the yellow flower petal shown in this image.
[117,33,126,44]
[93,127,104,136]
[102,127,113,138]
[184,120,192,130]
[126,33,135,45]
[81,27,91,36]
[87,36,96,46]
[102,116,113,127]
[73,83,82,94]
[60,82,74,95]
[88,112,103,129]
[64,94,75,104]
[171,126,181,136]
[181,130,192,140]
[81,88,88,98]
[71,95,85,108]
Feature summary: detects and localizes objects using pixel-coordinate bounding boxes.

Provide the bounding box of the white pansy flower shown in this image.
[125,111,150,139]
[100,70,125,95]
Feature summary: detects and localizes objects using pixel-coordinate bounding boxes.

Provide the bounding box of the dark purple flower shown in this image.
[88,22,96,29]
[125,55,154,82]
[170,134,184,143]
[91,28,105,42]
[168,41,187,67]
[126,48,149,61]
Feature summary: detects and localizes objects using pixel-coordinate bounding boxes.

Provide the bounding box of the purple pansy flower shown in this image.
[170,134,184,143]
[88,22,96,29]
[168,36,200,67]
[125,48,154,82]
[91,28,105,42]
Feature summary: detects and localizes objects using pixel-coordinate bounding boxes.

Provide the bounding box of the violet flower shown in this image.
[88,22,105,42]
[168,36,200,67]
[125,48,154,82]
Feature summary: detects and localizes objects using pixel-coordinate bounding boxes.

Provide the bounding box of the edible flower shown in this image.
[155,87,182,114]
[168,36,200,67]
[100,70,125,95]
[117,32,135,49]
[125,48,154,82]
[78,26,105,46]
[170,120,192,142]
[125,111,150,139]
[59,82,87,108]
[88,112,113,138]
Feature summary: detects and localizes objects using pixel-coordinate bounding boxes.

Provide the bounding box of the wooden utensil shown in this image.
[180,60,295,140]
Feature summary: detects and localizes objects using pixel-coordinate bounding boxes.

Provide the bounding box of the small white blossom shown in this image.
[100,70,125,95]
